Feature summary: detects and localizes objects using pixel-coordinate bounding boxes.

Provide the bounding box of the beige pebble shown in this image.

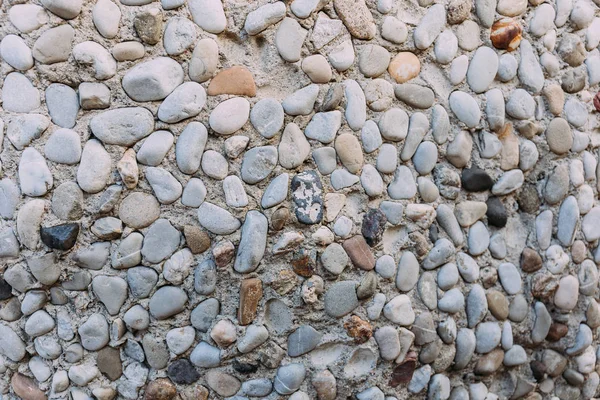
[302,54,332,83]
[112,41,145,61]
[335,133,363,173]
[543,84,565,116]
[545,118,572,155]
[210,319,237,347]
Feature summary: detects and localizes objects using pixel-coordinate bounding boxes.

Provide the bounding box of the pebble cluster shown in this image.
[1,0,600,398]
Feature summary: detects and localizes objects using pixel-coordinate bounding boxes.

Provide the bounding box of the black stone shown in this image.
[517,184,540,214]
[233,359,258,374]
[361,208,387,247]
[486,197,507,228]
[530,360,546,381]
[167,359,199,384]
[291,171,323,225]
[0,277,13,300]
[461,167,494,192]
[40,223,79,250]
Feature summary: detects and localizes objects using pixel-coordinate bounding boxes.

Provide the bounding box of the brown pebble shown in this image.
[521,248,542,272]
[212,240,235,267]
[238,278,262,325]
[97,347,122,381]
[11,373,47,400]
[342,235,375,271]
[546,322,569,342]
[486,289,509,320]
[343,315,373,343]
[207,66,256,97]
[490,18,522,51]
[474,349,505,376]
[594,92,600,111]
[571,240,587,264]
[205,370,241,397]
[180,385,209,400]
[184,225,210,254]
[271,207,289,231]
[144,378,177,400]
[389,354,417,386]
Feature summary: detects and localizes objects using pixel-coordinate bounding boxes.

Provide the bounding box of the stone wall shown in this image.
[0,0,599,399]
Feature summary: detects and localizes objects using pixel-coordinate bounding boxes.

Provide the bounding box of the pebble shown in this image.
[414,4,447,50]
[44,128,82,164]
[279,123,310,169]
[467,47,498,93]
[344,80,367,130]
[72,41,117,80]
[382,17,408,44]
[518,40,545,93]
[78,314,109,351]
[9,5,49,33]
[324,281,359,317]
[283,84,319,116]
[0,35,34,71]
[449,91,480,128]
[149,286,187,320]
[333,0,376,40]
[251,98,284,138]
[274,363,306,395]
[388,52,421,83]
[2,73,40,113]
[234,211,268,273]
[498,53,518,81]
[158,82,206,123]
[90,107,154,146]
[92,0,120,39]
[141,219,181,263]
[122,57,183,101]
[188,0,226,33]
[241,146,278,184]
[244,2,286,35]
[19,148,53,197]
[33,24,74,64]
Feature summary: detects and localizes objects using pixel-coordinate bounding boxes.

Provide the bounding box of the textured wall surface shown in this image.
[0,0,600,399]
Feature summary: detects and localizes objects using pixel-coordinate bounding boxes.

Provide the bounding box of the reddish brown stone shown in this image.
[343,315,373,344]
[389,353,417,387]
[594,92,600,111]
[238,278,262,325]
[145,378,177,400]
[213,240,235,267]
[184,226,210,254]
[11,373,47,400]
[521,248,542,272]
[207,66,256,97]
[490,18,522,51]
[291,249,315,277]
[342,235,375,271]
[546,322,569,342]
